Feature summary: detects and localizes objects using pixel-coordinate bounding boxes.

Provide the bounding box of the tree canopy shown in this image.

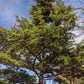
[0,0,84,84]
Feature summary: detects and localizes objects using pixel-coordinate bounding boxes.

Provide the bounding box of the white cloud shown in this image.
[72,30,84,43]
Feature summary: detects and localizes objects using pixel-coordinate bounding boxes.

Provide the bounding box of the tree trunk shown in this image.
[39,72,43,84]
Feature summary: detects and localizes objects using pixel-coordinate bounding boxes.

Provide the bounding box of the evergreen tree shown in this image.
[0,0,84,84]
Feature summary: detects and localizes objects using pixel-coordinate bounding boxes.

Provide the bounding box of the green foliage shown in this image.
[0,0,84,84]
[54,75,70,84]
[0,27,37,84]
[0,54,21,66]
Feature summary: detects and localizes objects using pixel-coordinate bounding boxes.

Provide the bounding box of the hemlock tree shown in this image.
[0,0,84,84]
[9,0,77,83]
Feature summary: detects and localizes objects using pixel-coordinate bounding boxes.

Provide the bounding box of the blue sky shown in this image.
[0,0,84,84]
[0,0,35,29]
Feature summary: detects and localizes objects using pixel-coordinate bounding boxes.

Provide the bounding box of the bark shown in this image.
[39,72,43,84]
